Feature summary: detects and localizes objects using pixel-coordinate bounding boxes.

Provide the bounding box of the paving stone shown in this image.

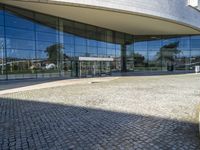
[0,74,200,149]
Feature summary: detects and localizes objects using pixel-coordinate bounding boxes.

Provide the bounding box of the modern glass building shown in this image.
[0,1,200,80]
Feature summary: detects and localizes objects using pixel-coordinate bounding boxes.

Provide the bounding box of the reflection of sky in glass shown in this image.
[5,13,34,30]
[7,49,35,59]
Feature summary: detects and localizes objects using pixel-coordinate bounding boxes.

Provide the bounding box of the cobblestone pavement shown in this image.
[0,74,200,149]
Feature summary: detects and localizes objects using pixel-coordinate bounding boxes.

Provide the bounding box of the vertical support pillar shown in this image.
[58,18,64,77]
[121,43,127,72]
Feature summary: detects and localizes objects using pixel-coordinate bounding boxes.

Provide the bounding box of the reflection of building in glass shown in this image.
[0,2,200,80]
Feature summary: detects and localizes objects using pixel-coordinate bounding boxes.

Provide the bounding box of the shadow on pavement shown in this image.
[0,77,68,91]
[0,97,199,149]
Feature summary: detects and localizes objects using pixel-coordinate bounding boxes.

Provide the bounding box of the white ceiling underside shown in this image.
[1,0,200,35]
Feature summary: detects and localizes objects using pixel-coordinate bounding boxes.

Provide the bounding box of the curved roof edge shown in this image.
[1,0,200,35]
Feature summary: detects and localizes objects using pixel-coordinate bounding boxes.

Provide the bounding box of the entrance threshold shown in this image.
[77,57,114,78]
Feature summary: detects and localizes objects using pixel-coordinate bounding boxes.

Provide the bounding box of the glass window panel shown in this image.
[191,39,200,50]
[97,41,107,48]
[107,49,116,57]
[35,13,58,33]
[0,5,4,15]
[134,41,147,51]
[191,35,200,40]
[0,37,5,80]
[7,49,35,59]
[5,6,34,20]
[75,45,87,53]
[75,53,86,57]
[107,43,116,49]
[36,32,57,42]
[191,50,200,57]
[162,37,179,45]
[36,50,48,60]
[0,26,4,37]
[36,41,58,51]
[36,24,57,34]
[87,39,97,47]
[148,40,162,51]
[6,38,35,50]
[75,36,86,45]
[178,36,190,50]
[6,27,34,40]
[87,46,97,54]
[5,14,34,30]
[63,33,74,45]
[64,44,74,53]
[0,15,4,26]
[98,48,107,56]
[177,51,190,58]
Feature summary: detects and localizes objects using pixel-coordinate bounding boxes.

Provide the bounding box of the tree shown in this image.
[133,53,145,66]
[156,42,181,66]
[45,43,64,64]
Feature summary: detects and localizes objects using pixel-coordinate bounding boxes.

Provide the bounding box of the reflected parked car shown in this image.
[45,63,56,70]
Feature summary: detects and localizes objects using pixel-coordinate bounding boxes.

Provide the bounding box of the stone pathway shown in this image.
[0,74,200,149]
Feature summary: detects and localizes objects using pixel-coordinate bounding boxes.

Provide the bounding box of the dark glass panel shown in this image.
[0,5,4,15]
[5,5,34,20]
[86,25,97,41]
[0,15,4,26]
[6,38,35,50]
[62,19,74,35]
[0,26,4,37]
[35,13,58,34]
[6,27,35,40]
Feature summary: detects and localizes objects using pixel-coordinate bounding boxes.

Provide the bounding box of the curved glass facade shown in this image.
[0,4,200,80]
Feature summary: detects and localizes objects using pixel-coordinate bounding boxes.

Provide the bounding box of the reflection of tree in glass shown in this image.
[133,53,145,65]
[156,42,181,65]
[45,43,64,64]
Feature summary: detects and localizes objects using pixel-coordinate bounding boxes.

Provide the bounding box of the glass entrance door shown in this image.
[79,61,111,78]
[63,60,72,78]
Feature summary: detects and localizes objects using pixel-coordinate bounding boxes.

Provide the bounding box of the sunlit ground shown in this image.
[3,74,200,122]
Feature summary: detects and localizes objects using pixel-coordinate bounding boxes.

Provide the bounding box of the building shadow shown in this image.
[0,97,199,149]
[0,77,69,91]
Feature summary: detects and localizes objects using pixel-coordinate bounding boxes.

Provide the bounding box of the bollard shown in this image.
[195,66,200,74]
